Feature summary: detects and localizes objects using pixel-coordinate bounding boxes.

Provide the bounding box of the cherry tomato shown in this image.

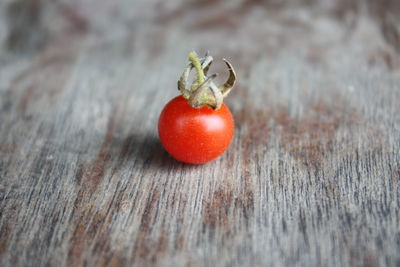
[158,96,234,164]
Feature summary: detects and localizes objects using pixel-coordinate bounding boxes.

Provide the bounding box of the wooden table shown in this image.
[1,0,399,266]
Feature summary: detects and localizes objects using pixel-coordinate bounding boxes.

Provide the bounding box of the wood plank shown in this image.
[0,0,399,266]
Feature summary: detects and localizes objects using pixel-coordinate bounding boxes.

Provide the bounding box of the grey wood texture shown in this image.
[0,0,399,266]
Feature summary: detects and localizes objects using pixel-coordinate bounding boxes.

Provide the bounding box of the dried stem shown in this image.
[188,51,205,85]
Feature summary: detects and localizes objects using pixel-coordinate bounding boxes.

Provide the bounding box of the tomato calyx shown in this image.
[178,51,237,110]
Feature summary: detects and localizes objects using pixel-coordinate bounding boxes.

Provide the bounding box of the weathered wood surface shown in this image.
[0,0,399,266]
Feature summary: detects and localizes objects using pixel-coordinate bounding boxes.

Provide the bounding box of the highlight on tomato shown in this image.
[158,51,237,164]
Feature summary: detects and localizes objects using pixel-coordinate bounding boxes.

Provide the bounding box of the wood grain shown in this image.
[0,0,399,266]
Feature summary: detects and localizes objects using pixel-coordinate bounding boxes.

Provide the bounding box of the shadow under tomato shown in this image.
[116,133,199,171]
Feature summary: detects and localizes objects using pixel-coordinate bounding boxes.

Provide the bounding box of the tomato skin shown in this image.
[158,96,234,164]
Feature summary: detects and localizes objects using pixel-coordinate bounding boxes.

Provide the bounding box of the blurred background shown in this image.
[1,0,399,71]
[1,0,399,118]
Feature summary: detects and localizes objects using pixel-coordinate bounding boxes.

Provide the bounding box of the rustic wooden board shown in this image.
[0,0,399,266]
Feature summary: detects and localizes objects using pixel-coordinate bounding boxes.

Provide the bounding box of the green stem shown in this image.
[188,51,205,85]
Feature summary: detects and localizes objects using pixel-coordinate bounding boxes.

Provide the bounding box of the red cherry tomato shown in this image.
[158,96,234,164]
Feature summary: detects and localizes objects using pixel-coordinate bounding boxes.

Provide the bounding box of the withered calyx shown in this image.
[178,51,237,110]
